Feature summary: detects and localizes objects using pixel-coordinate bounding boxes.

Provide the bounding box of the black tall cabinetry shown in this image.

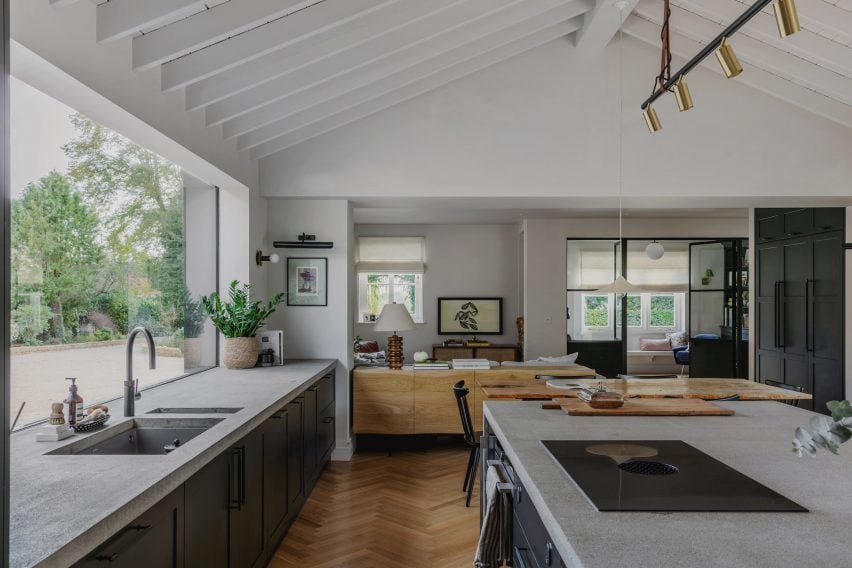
[755,208,845,413]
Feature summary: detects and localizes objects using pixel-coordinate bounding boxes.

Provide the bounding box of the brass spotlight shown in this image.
[715,37,743,79]
[774,0,800,37]
[673,75,693,112]
[643,105,662,133]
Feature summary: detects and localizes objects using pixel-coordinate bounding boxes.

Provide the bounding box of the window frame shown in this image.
[357,271,424,324]
[648,293,678,330]
[581,293,612,330]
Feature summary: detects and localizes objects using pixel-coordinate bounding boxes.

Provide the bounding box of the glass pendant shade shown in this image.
[595,275,644,295]
[645,241,665,260]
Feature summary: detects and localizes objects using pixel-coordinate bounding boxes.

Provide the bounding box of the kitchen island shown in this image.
[483,400,851,567]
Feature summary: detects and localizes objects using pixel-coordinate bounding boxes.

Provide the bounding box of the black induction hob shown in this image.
[542,440,807,513]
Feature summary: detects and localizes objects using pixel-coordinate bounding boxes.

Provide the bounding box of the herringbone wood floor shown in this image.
[271,443,480,568]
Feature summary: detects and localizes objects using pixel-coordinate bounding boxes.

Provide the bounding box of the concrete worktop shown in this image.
[484,400,852,568]
[10,359,337,568]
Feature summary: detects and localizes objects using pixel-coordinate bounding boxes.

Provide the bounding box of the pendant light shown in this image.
[645,240,665,260]
[774,0,800,37]
[715,37,743,79]
[673,75,693,112]
[597,6,643,297]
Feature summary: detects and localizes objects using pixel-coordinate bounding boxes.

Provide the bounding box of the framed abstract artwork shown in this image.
[287,257,328,306]
[438,297,503,335]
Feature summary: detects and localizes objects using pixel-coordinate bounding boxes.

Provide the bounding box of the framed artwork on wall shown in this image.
[287,257,328,306]
[438,297,503,335]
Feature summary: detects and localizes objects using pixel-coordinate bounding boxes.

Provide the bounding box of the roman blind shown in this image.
[356,237,425,273]
[626,250,689,291]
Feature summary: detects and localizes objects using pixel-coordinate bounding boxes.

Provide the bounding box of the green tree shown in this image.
[11,171,102,340]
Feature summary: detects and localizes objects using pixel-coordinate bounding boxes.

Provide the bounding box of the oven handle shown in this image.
[486,459,515,566]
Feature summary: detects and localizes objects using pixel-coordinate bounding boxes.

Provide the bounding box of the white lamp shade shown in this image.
[373,303,416,333]
[595,275,644,295]
[645,241,665,260]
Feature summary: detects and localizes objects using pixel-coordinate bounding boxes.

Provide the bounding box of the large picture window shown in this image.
[10,78,218,428]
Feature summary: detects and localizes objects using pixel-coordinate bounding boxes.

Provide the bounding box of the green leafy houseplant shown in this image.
[201,281,284,369]
[793,400,852,457]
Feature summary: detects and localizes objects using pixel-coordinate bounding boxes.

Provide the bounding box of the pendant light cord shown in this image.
[618,5,625,245]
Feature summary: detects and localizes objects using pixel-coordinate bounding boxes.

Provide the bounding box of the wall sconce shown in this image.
[256,250,280,266]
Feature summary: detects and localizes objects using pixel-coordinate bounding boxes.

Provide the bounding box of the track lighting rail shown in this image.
[640,0,773,111]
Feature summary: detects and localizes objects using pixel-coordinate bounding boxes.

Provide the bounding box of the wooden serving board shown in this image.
[560,398,735,416]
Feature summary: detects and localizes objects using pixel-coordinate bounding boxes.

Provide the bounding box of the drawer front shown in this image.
[317,372,335,412]
[513,480,561,568]
[812,208,844,233]
[756,211,784,242]
[318,403,335,462]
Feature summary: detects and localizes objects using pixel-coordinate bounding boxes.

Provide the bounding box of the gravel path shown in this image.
[11,344,186,427]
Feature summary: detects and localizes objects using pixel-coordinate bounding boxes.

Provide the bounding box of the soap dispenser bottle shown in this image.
[64,378,84,425]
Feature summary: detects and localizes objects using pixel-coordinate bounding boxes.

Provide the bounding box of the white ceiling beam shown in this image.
[249,17,584,159]
[132,0,321,71]
[670,0,852,78]
[207,0,522,125]
[623,15,852,129]
[636,0,852,105]
[96,0,208,44]
[49,0,84,6]
[160,0,399,93]
[185,0,468,111]
[574,0,638,49]
[221,0,594,138]
[793,0,852,44]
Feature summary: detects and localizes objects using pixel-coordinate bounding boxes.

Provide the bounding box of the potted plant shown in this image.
[183,289,207,369]
[701,268,714,286]
[202,280,284,369]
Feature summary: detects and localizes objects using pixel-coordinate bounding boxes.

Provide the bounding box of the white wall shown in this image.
[260,36,852,205]
[523,217,748,360]
[354,224,520,360]
[264,199,354,460]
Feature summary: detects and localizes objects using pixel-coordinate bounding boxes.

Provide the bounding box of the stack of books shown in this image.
[452,358,492,370]
[414,360,451,370]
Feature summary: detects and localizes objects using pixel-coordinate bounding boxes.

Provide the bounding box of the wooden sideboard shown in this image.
[431,344,520,363]
[353,364,595,435]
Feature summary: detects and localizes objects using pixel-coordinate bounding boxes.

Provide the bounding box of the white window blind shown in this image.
[356,237,425,273]
[626,250,689,291]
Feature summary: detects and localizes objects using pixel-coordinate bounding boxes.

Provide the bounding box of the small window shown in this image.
[356,236,425,324]
[582,294,610,328]
[626,295,642,327]
[358,273,423,323]
[649,294,676,328]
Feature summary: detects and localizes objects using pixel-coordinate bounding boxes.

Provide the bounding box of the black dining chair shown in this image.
[764,379,804,407]
[453,380,479,507]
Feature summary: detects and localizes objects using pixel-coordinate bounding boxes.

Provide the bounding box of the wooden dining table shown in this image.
[478,377,813,402]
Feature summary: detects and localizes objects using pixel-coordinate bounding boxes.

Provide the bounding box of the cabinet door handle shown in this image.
[806,279,814,353]
[309,385,319,392]
[239,446,247,505]
[271,410,287,420]
[90,524,151,562]
[513,546,532,568]
[229,449,241,510]
[322,416,334,423]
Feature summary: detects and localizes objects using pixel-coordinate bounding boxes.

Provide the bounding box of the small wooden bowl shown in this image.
[578,389,625,409]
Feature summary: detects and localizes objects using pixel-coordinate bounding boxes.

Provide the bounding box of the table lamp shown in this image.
[373,303,416,370]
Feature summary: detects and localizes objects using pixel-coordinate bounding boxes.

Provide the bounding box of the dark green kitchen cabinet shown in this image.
[263,408,289,543]
[78,371,336,568]
[75,489,184,568]
[229,430,264,568]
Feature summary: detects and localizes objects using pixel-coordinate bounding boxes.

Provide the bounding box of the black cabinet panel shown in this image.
[318,404,335,463]
[76,490,184,568]
[263,410,289,543]
[757,212,784,242]
[317,373,335,412]
[229,431,264,568]
[185,455,229,568]
[783,209,812,238]
[287,398,304,515]
[303,386,319,486]
[813,208,844,233]
[755,209,845,416]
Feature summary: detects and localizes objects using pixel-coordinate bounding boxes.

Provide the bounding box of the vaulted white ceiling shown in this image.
[49,0,852,159]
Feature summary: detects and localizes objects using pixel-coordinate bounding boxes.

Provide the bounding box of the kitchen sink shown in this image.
[146,407,242,414]
[46,418,224,456]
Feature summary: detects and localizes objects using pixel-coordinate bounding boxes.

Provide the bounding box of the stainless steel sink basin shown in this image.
[146,407,242,414]
[46,418,224,456]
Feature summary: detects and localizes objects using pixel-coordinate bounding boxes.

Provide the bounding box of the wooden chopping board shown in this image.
[560,398,735,416]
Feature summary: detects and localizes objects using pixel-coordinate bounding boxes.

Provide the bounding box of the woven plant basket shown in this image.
[223,337,258,369]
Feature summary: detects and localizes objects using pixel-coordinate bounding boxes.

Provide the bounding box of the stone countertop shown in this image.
[10,359,337,568]
[484,400,852,568]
